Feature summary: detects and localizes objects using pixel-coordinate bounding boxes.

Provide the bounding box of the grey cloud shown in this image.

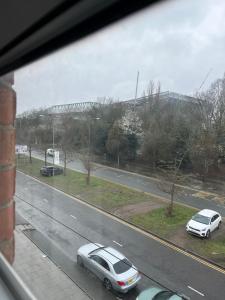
[16,0,225,113]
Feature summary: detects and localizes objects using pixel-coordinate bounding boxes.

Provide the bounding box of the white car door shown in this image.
[88,255,104,279]
[210,215,218,231]
[213,214,220,230]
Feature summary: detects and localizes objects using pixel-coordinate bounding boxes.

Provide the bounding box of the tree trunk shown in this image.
[29,145,32,164]
[44,149,47,166]
[167,183,175,217]
[64,151,67,176]
[117,153,120,167]
[86,165,90,185]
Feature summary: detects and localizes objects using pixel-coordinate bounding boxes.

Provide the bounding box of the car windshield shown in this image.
[113,258,132,274]
[192,214,210,225]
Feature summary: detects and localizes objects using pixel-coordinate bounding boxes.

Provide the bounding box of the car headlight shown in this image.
[201,228,207,231]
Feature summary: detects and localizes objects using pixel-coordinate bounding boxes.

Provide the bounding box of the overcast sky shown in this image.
[15,0,225,114]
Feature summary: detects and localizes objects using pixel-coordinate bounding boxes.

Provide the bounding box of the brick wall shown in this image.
[0,73,16,263]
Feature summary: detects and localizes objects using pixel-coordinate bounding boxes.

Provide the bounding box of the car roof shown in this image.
[138,287,183,300]
[96,247,125,265]
[42,166,60,169]
[42,166,53,168]
[198,209,218,218]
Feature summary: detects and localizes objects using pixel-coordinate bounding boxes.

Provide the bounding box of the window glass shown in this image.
[113,259,132,274]
[13,1,225,300]
[91,255,101,264]
[153,291,174,300]
[192,214,210,225]
[99,259,110,271]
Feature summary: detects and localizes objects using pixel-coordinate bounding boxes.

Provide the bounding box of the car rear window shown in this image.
[154,291,175,300]
[113,258,132,274]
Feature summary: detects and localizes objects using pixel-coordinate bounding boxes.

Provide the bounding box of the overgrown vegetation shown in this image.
[17,74,225,184]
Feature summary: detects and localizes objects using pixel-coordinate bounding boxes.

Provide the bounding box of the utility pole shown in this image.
[134,71,139,107]
[52,117,55,176]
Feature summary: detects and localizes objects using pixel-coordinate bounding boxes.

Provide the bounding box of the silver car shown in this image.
[77,243,141,293]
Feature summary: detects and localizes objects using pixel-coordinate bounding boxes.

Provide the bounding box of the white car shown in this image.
[186,209,222,238]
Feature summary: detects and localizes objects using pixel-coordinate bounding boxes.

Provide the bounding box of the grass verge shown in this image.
[16,156,163,211]
[129,205,196,237]
[187,233,225,267]
[129,206,225,266]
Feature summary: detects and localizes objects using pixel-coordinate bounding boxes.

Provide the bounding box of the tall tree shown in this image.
[106,121,128,167]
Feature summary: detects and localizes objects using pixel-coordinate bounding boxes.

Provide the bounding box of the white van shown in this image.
[46,148,55,156]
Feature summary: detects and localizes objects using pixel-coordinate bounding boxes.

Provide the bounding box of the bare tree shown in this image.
[59,113,76,175]
[190,73,225,180]
[190,129,218,181]
[106,120,128,167]
[79,150,94,185]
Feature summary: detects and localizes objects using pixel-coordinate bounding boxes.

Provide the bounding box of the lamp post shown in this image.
[51,116,56,176]
[85,116,100,185]
[52,117,55,165]
[88,117,100,155]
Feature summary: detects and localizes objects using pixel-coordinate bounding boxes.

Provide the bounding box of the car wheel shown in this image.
[103,278,112,291]
[206,230,210,238]
[77,255,84,267]
[217,221,221,230]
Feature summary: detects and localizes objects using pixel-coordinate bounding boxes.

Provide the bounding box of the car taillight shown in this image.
[117,281,125,286]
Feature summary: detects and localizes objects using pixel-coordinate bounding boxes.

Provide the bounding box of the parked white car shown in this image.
[186,209,222,238]
[46,148,55,156]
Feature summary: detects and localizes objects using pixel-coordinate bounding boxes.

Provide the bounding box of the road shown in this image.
[16,171,225,300]
[30,150,225,217]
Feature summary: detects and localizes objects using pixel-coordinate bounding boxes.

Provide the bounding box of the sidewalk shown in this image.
[13,225,91,300]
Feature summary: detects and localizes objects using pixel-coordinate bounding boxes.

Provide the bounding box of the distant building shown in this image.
[45,91,198,117]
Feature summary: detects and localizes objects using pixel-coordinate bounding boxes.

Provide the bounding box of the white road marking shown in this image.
[42,198,48,203]
[70,214,77,220]
[188,285,205,297]
[113,240,123,247]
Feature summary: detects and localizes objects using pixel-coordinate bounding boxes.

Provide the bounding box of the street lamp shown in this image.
[39,114,56,170]
[52,117,55,167]
[88,117,100,155]
[84,116,100,184]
